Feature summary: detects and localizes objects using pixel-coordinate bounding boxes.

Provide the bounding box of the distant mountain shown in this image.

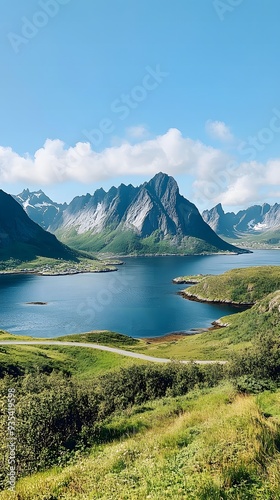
[202,202,280,244]
[13,189,67,230]
[49,173,247,255]
[201,204,237,238]
[0,190,78,262]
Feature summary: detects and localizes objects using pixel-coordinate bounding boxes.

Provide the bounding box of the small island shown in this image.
[26,302,48,305]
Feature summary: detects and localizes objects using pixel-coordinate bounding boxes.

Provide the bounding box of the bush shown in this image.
[234,376,275,394]
[0,361,224,486]
[228,333,280,392]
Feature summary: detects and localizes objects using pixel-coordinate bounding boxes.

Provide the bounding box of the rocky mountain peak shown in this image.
[146,172,179,200]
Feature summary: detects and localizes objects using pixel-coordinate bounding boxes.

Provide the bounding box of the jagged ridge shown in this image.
[202,202,280,241]
[48,173,248,255]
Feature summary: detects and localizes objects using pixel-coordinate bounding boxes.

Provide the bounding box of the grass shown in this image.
[131,330,251,361]
[1,383,279,499]
[0,331,146,379]
[183,266,280,304]
[0,327,248,365]
[56,330,139,347]
[55,227,239,256]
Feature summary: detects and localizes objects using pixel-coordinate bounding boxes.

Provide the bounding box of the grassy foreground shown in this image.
[1,384,280,499]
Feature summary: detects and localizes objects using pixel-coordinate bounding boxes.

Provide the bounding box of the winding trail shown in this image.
[0,340,227,365]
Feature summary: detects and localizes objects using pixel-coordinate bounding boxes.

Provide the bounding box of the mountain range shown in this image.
[202,203,280,244]
[14,173,247,255]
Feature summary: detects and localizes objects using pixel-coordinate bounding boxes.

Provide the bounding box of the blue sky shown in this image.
[1,0,280,211]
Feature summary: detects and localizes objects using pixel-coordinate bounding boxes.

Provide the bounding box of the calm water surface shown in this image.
[0,250,279,338]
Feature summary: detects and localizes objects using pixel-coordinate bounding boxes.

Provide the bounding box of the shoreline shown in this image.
[1,320,225,345]
[107,251,245,259]
[0,267,118,277]
[141,322,225,344]
[179,290,254,307]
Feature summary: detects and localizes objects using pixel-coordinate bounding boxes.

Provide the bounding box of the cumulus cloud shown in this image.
[0,129,279,209]
[196,158,280,207]
[206,120,234,143]
[0,129,229,185]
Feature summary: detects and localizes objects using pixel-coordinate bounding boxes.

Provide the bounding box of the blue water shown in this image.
[0,250,279,338]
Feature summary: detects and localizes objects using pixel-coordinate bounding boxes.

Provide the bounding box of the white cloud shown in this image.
[1,130,279,209]
[206,120,234,143]
[0,129,229,186]
[197,158,280,207]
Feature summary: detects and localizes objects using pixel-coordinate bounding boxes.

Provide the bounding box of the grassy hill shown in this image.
[181,266,280,304]
[55,228,245,256]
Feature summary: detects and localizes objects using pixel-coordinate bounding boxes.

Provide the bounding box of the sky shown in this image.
[1,0,280,212]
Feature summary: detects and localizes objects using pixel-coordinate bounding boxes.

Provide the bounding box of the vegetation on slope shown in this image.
[0,378,280,498]
[56,330,139,347]
[0,363,224,489]
[56,228,243,256]
[0,331,143,379]
[182,266,280,304]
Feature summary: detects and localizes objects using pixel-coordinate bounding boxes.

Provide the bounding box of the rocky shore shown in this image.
[179,289,254,307]
[172,274,210,284]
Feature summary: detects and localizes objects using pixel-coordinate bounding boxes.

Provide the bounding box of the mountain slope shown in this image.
[51,173,248,255]
[202,202,280,244]
[0,189,78,262]
[13,189,67,230]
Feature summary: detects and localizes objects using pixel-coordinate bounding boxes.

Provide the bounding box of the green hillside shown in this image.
[181,266,280,304]
[55,228,241,256]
